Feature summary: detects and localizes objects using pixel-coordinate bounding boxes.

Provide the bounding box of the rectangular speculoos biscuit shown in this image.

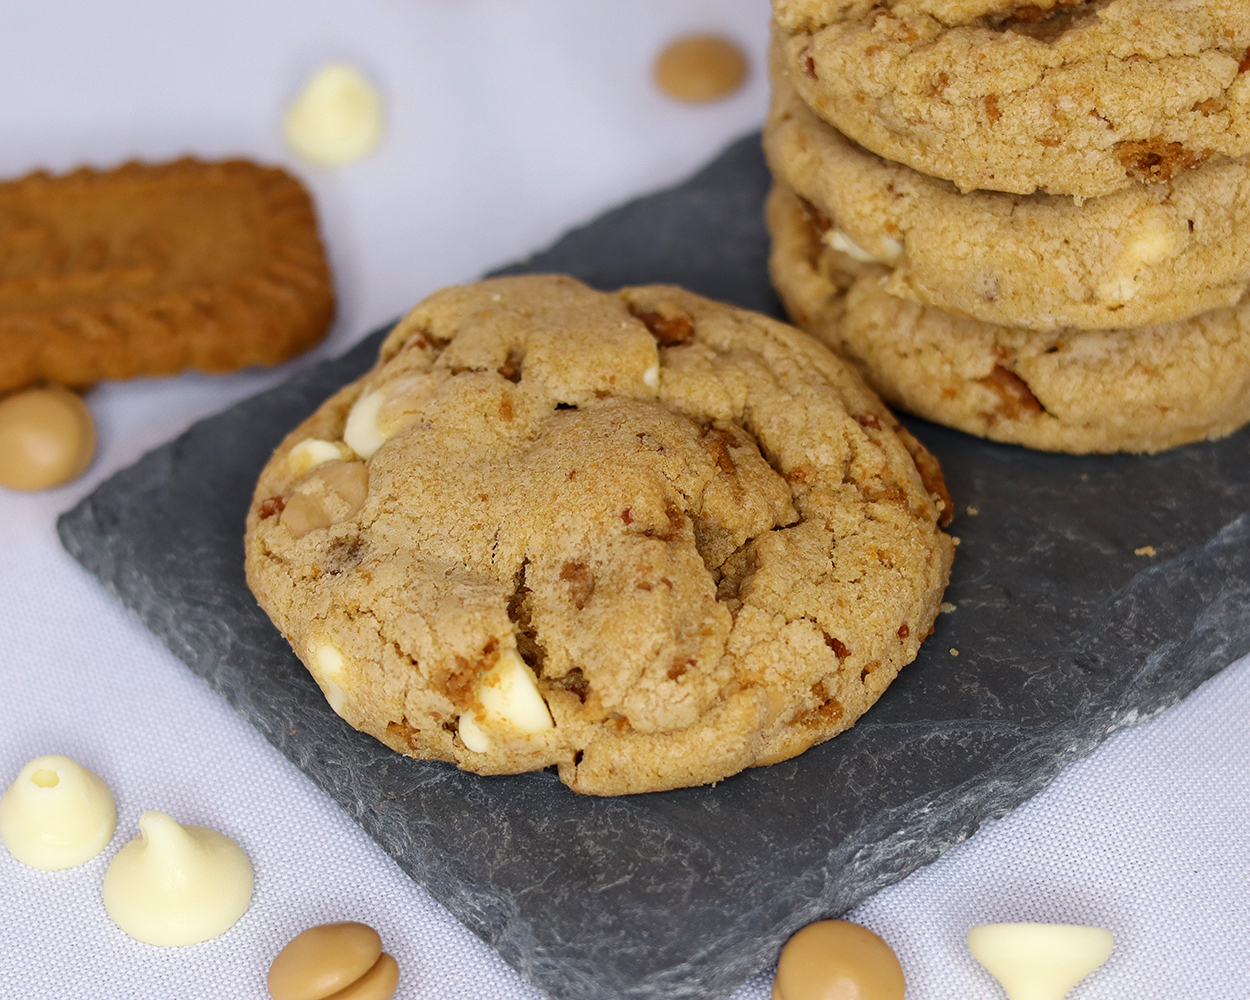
[0,158,334,392]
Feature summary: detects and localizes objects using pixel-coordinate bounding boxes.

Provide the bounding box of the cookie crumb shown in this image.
[949,648,960,656]
[940,602,957,614]
[1134,545,1157,557]
[1116,138,1211,184]
[951,536,961,546]
[966,505,979,516]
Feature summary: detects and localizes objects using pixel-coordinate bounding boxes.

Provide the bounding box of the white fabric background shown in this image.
[0,3,1247,998]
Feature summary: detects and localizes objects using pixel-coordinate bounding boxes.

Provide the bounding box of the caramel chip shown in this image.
[268,922,399,1000]
[772,920,904,1000]
[0,386,95,491]
[655,36,748,103]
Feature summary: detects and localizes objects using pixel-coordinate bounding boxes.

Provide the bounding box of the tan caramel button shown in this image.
[0,386,96,491]
[654,35,748,103]
[268,922,393,1000]
[282,492,332,539]
[329,953,399,1000]
[773,920,905,1000]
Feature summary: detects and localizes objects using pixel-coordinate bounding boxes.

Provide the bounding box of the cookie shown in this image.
[0,158,334,393]
[769,182,1250,454]
[764,55,1250,333]
[245,275,954,796]
[772,0,1250,198]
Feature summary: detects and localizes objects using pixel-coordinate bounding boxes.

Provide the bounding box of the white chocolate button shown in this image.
[643,362,660,392]
[312,643,350,716]
[103,810,253,946]
[284,62,385,167]
[967,923,1114,1000]
[0,755,116,869]
[288,438,348,477]
[344,389,389,459]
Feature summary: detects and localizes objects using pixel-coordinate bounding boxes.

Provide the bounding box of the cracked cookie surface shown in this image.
[773,0,1250,197]
[769,182,1250,453]
[765,49,1250,332]
[244,275,954,795]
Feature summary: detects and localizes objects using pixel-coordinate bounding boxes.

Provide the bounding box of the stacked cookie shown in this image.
[764,1,1250,453]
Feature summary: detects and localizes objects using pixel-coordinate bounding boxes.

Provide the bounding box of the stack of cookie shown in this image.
[764,1,1250,453]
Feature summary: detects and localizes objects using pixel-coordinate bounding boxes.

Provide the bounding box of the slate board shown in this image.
[58,134,1250,1000]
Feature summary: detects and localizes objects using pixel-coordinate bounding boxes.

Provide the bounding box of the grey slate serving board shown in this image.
[58,134,1250,1000]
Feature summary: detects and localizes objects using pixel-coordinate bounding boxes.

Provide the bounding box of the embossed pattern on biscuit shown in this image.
[244,276,954,795]
[0,158,334,393]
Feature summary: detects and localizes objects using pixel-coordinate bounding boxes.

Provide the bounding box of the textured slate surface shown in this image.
[58,134,1250,1000]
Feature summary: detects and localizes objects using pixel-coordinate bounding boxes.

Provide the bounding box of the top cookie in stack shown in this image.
[764,0,1250,453]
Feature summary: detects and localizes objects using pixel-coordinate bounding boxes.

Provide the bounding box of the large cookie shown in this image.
[244,276,954,796]
[764,54,1250,332]
[773,0,1250,198]
[0,158,334,393]
[769,182,1250,454]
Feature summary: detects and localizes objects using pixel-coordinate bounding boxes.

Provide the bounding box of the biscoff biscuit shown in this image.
[773,0,1250,198]
[0,158,334,393]
[245,275,954,795]
[769,182,1250,454]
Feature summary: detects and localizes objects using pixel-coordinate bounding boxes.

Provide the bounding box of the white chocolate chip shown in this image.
[102,811,253,947]
[0,755,117,870]
[312,643,350,716]
[878,236,904,265]
[967,923,1114,1000]
[343,389,389,459]
[826,228,903,266]
[287,438,348,477]
[1096,274,1138,304]
[284,62,385,167]
[479,649,554,734]
[457,713,493,753]
[643,362,660,392]
[1121,213,1178,269]
[459,649,554,750]
[1098,212,1180,304]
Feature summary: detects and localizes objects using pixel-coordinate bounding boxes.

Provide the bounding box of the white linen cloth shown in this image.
[0,3,1246,998]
